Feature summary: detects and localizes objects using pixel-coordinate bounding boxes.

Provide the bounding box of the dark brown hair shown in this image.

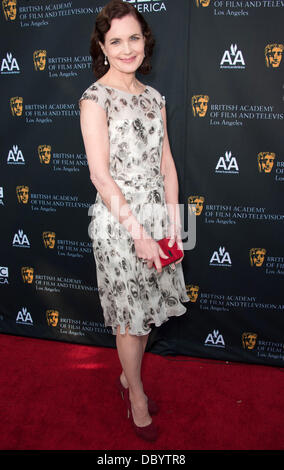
[90,0,155,78]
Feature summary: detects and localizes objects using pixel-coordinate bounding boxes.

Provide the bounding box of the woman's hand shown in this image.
[134,234,169,274]
[167,222,184,269]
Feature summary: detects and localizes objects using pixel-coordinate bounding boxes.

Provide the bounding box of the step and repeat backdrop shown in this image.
[0,0,283,365]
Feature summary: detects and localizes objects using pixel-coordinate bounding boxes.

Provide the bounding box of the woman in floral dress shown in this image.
[79,0,189,442]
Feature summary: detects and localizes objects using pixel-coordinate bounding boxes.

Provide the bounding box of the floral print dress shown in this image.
[79,81,189,336]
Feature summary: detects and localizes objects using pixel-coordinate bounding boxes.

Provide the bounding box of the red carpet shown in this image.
[0,333,284,451]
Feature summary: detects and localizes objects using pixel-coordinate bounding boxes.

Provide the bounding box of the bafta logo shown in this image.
[186,284,199,303]
[192,95,209,117]
[16,185,29,204]
[38,145,51,164]
[188,196,204,216]
[33,50,47,71]
[249,248,266,267]
[264,44,283,68]
[195,0,211,6]
[10,96,23,116]
[21,266,34,284]
[257,152,276,173]
[242,332,257,350]
[46,309,59,327]
[43,231,56,249]
[2,0,17,21]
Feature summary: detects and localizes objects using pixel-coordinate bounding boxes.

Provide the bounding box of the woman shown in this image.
[79,0,189,442]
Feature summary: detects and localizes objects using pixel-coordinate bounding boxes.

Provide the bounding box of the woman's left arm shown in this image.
[160,106,183,262]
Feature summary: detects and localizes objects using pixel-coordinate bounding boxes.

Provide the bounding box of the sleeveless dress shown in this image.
[79,81,189,336]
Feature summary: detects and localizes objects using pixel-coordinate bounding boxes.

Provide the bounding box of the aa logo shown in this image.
[188,195,204,215]
[33,50,47,71]
[186,284,199,303]
[195,0,211,6]
[16,307,33,325]
[21,266,34,284]
[2,0,17,21]
[205,330,225,348]
[249,248,266,267]
[210,247,232,267]
[7,145,25,165]
[38,145,51,164]
[10,96,23,116]
[43,231,56,249]
[46,309,59,327]
[215,151,239,174]
[220,44,245,69]
[12,229,30,248]
[16,185,29,204]
[264,44,283,68]
[1,52,20,74]
[242,332,257,350]
[191,95,209,117]
[257,152,275,173]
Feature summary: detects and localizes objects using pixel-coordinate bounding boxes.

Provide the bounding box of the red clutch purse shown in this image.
[153,237,183,270]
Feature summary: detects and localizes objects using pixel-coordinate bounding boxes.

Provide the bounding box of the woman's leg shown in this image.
[116,325,151,427]
[120,332,149,388]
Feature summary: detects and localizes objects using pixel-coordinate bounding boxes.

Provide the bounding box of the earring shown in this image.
[104,55,108,66]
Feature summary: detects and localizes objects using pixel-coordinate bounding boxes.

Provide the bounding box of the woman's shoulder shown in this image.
[78,81,108,110]
[145,85,166,110]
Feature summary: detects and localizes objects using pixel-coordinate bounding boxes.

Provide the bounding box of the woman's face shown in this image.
[100,14,145,75]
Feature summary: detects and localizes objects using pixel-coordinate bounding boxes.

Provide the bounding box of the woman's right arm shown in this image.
[79,100,168,272]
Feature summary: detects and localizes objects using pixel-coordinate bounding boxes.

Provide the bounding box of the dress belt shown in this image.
[113,173,165,190]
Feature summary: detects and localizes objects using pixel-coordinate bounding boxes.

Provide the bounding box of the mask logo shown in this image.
[42,231,56,249]
[192,95,209,117]
[21,266,34,284]
[2,0,17,21]
[264,44,283,68]
[249,248,266,267]
[195,0,211,6]
[257,152,275,173]
[188,196,204,216]
[33,50,47,71]
[16,185,29,204]
[186,284,199,303]
[242,332,257,350]
[10,96,23,116]
[46,309,59,327]
[38,145,52,164]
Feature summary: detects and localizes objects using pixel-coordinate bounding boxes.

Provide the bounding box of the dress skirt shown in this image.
[89,173,189,336]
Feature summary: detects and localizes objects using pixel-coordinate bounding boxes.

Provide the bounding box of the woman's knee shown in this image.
[117,324,130,337]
